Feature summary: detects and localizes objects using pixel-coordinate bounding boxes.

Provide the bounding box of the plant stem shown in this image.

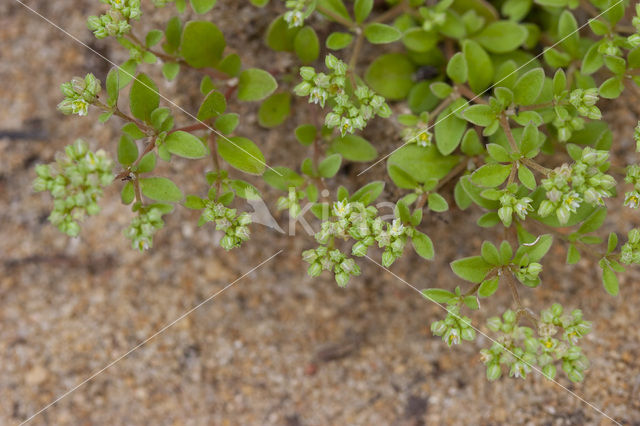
[133,174,143,205]
[499,114,519,153]
[348,31,365,71]
[428,93,458,125]
[209,132,223,196]
[169,123,209,134]
[95,100,152,134]
[373,0,408,23]
[455,84,488,104]
[522,158,552,176]
[502,267,539,326]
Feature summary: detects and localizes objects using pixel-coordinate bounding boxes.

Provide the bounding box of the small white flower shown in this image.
[389,219,405,237]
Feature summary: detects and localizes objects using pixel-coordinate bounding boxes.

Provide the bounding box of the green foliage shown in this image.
[37,0,640,386]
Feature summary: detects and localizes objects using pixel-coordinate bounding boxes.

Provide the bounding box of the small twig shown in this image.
[499,114,519,153]
[348,31,365,71]
[373,0,408,23]
[455,84,488,104]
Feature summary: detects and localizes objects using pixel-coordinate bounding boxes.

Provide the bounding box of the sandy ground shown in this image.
[1,1,639,425]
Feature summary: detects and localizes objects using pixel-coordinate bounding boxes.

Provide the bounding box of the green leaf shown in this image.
[263,167,304,190]
[266,16,300,52]
[121,181,134,204]
[184,195,205,209]
[215,113,239,135]
[450,256,493,283]
[513,68,544,105]
[130,73,160,123]
[136,152,156,174]
[106,68,119,106]
[607,232,618,254]
[117,59,138,89]
[180,21,225,68]
[520,234,552,262]
[601,264,619,296]
[471,164,512,187]
[478,276,499,297]
[295,124,316,146]
[318,153,342,178]
[365,53,415,100]
[446,52,468,84]
[474,21,527,53]
[364,23,402,44]
[402,28,438,53]
[218,53,242,77]
[412,231,434,260]
[165,131,208,159]
[164,16,182,53]
[326,32,353,50]
[258,92,291,128]
[566,244,580,264]
[422,288,456,303]
[140,177,184,202]
[578,208,606,234]
[329,134,377,162]
[428,193,448,212]
[388,145,459,183]
[145,29,164,48]
[599,77,623,99]
[486,144,510,162]
[237,68,277,101]
[350,181,384,205]
[463,40,493,93]
[317,0,352,24]
[435,99,467,155]
[190,0,217,14]
[162,62,180,81]
[481,241,501,265]
[117,135,138,166]
[231,180,261,200]
[354,0,373,23]
[217,136,266,175]
[197,90,227,121]
[517,165,536,190]
[388,165,419,189]
[558,10,579,56]
[462,104,494,127]
[294,26,320,63]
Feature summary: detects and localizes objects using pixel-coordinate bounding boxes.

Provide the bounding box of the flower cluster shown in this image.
[538,147,616,224]
[624,164,640,208]
[125,206,166,251]
[294,55,391,136]
[634,122,640,152]
[498,188,533,227]
[302,246,361,287]
[33,140,114,237]
[621,228,640,265]
[481,304,591,382]
[87,0,141,39]
[568,88,601,120]
[200,201,252,250]
[284,0,311,28]
[552,111,584,142]
[430,304,476,347]
[57,74,101,117]
[303,200,412,286]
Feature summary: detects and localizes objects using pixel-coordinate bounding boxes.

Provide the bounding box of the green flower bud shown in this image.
[486,363,502,381]
[335,271,349,287]
[308,262,322,277]
[487,316,502,332]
